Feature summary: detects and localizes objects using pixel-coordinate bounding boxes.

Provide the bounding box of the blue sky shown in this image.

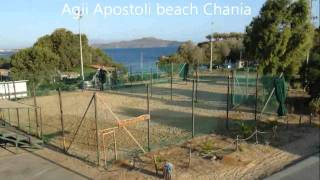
[0,0,318,49]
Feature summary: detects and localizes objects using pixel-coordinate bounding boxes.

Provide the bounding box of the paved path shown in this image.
[265,153,320,180]
[0,152,90,180]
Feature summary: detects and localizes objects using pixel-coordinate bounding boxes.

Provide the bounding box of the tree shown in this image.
[34,28,114,70]
[10,47,59,87]
[303,28,320,98]
[0,57,10,69]
[244,0,314,77]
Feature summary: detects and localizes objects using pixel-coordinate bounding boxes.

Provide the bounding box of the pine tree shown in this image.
[244,0,314,78]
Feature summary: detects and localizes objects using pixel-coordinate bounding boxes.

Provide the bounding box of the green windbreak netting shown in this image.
[257,74,279,115]
[100,63,187,89]
[231,69,283,121]
[232,69,257,110]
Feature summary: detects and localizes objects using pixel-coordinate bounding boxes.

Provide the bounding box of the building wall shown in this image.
[0,81,28,99]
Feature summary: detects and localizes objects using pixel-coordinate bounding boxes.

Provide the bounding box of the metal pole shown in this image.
[16,108,20,129]
[40,107,43,139]
[32,84,39,137]
[113,131,117,160]
[58,88,66,151]
[171,62,173,101]
[226,75,230,130]
[150,68,153,97]
[210,22,214,72]
[28,108,31,134]
[141,52,144,80]
[232,70,235,106]
[147,84,151,151]
[7,109,10,124]
[192,80,195,138]
[94,93,100,166]
[210,38,213,72]
[246,68,249,98]
[78,11,84,81]
[255,71,259,127]
[196,65,199,102]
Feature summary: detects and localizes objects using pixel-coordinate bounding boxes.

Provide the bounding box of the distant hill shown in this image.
[92,37,183,49]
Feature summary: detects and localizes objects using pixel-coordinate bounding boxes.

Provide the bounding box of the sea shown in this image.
[0,47,178,73]
[104,47,178,73]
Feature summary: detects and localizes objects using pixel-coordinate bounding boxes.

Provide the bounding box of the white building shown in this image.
[0,80,28,99]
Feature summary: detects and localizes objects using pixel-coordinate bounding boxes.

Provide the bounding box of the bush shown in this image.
[200,140,216,154]
[309,97,320,115]
[238,122,255,138]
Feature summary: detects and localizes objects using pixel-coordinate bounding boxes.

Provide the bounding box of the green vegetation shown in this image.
[309,97,320,116]
[10,47,59,88]
[238,122,255,138]
[305,28,320,99]
[200,140,217,155]
[9,28,121,91]
[159,41,204,65]
[159,33,243,66]
[0,57,8,64]
[34,28,118,70]
[244,0,314,78]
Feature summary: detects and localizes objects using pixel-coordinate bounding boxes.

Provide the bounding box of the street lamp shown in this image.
[75,10,85,81]
[210,22,214,72]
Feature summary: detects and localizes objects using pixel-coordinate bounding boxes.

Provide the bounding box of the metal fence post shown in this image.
[16,108,20,129]
[28,108,31,134]
[32,84,39,137]
[255,71,259,127]
[192,80,195,138]
[226,75,230,130]
[7,109,10,124]
[171,62,173,101]
[58,88,66,151]
[147,84,151,151]
[150,68,153,97]
[231,70,234,107]
[94,93,100,166]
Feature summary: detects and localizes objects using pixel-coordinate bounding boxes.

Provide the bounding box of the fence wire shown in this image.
[0,63,289,166]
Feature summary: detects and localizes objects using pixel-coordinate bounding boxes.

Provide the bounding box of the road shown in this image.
[265,153,320,180]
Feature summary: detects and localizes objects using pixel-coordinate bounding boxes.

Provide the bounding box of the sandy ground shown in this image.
[1,125,318,180]
[3,76,232,162]
[0,73,319,179]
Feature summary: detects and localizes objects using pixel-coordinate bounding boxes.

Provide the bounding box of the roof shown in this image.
[89,65,116,71]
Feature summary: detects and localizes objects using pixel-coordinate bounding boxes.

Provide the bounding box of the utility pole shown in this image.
[210,22,214,72]
[141,52,144,80]
[75,10,84,81]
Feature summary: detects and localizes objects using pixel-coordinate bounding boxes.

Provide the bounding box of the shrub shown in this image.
[309,97,320,115]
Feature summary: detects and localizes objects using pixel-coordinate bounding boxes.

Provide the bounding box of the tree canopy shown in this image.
[244,0,314,77]
[34,28,115,70]
[304,28,320,98]
[159,35,243,66]
[10,47,59,86]
[159,41,204,66]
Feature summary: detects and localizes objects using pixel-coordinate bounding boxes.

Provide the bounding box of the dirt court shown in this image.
[1,73,319,179]
[4,75,234,162]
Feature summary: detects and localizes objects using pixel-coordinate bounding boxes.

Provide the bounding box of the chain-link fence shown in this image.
[0,63,289,166]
